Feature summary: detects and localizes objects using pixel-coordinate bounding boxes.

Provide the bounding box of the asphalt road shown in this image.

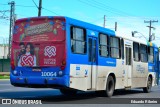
[0,80,160,107]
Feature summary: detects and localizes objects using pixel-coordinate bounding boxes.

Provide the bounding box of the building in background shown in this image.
[0,44,9,59]
[0,44,10,72]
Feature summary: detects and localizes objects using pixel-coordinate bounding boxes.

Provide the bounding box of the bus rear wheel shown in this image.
[106,76,115,97]
[60,89,77,96]
[143,77,152,93]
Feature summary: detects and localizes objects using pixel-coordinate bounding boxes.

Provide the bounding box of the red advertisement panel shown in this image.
[11,17,66,67]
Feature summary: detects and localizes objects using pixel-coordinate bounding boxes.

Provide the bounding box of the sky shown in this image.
[0,0,160,46]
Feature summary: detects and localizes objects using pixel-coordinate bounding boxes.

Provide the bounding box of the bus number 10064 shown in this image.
[41,72,57,77]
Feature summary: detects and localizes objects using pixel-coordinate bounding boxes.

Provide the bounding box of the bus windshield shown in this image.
[11,17,66,67]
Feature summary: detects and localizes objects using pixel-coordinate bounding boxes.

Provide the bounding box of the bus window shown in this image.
[88,38,96,62]
[88,38,92,62]
[148,46,154,63]
[92,39,96,62]
[133,42,140,61]
[121,38,124,59]
[110,37,121,59]
[140,44,148,62]
[126,47,131,65]
[71,27,86,54]
[99,34,108,57]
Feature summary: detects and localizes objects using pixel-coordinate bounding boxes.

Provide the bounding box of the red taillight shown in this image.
[11,61,15,70]
[60,60,66,70]
[62,60,66,66]
[60,66,65,70]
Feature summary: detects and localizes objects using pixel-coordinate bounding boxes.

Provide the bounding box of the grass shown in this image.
[0,74,10,79]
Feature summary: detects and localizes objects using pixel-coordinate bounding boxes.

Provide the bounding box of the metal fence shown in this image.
[0,58,10,72]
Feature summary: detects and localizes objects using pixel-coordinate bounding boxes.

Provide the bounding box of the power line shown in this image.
[15,4,36,7]
[90,0,133,16]
[0,10,10,20]
[77,0,153,30]
[0,20,9,25]
[78,0,140,30]
[0,3,36,7]
[0,3,8,5]
[1,3,60,16]
[42,7,60,15]
[32,0,38,8]
[78,0,132,17]
[91,16,103,23]
[78,0,120,16]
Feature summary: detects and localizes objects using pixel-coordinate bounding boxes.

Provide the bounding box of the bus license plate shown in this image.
[32,68,42,72]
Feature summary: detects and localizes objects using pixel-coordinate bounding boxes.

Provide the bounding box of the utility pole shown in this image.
[115,22,117,31]
[8,1,15,58]
[38,0,42,16]
[144,20,158,42]
[103,15,106,28]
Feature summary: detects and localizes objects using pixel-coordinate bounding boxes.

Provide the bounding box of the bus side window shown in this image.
[99,34,109,57]
[110,37,121,59]
[121,38,124,59]
[140,44,148,62]
[133,42,140,61]
[148,46,154,63]
[71,26,86,54]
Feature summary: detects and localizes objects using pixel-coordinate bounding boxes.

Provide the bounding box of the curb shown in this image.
[0,79,10,81]
[0,72,10,76]
[0,72,10,74]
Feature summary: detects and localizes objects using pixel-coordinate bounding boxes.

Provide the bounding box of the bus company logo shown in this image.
[136,65,145,73]
[21,55,34,66]
[91,31,95,36]
[44,46,56,57]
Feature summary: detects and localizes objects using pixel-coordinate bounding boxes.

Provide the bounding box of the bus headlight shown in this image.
[13,70,18,75]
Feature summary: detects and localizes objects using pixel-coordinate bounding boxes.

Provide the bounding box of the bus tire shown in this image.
[60,89,77,96]
[105,76,115,97]
[143,76,152,93]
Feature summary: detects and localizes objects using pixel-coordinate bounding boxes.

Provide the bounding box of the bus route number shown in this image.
[41,72,57,77]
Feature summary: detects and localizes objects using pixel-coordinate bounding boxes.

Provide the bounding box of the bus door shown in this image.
[124,44,132,87]
[154,48,159,85]
[88,37,98,89]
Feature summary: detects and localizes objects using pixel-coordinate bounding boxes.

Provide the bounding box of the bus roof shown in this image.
[116,32,158,48]
[15,16,158,48]
[65,16,115,35]
[15,16,115,36]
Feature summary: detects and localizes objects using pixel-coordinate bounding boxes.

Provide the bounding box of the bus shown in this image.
[10,16,159,97]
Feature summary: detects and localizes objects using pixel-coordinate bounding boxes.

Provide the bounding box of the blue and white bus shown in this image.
[10,16,159,97]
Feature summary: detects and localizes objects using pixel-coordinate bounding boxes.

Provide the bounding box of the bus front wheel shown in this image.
[105,76,115,97]
[143,77,152,93]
